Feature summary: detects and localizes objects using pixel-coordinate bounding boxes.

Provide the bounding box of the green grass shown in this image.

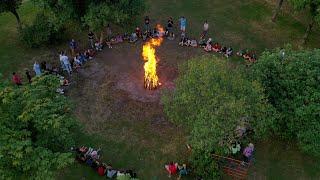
[1,0,320,179]
[0,1,43,77]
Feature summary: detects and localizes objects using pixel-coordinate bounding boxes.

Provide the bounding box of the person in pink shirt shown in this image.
[12,72,22,86]
[243,143,254,162]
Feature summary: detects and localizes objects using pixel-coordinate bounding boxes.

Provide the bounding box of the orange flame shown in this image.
[142,25,164,90]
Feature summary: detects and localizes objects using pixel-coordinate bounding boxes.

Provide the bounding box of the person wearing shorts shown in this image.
[179,16,186,32]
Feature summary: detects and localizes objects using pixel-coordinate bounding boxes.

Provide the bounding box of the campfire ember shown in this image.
[142,24,164,90]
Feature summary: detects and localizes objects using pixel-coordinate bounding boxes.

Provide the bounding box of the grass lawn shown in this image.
[1,0,320,179]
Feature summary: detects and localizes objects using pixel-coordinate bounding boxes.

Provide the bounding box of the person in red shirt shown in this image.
[12,72,22,86]
[97,165,106,176]
[165,162,178,178]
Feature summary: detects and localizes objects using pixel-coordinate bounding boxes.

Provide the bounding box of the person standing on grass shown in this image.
[33,61,41,76]
[179,16,187,32]
[144,16,150,32]
[203,20,209,37]
[69,39,77,56]
[25,69,32,83]
[88,31,95,49]
[61,52,72,75]
[12,72,22,86]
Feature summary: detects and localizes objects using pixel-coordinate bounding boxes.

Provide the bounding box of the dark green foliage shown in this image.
[251,47,320,157]
[19,13,64,48]
[0,75,77,179]
[162,57,273,178]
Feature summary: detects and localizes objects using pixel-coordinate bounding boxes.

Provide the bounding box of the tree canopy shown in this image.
[162,57,273,178]
[251,47,320,157]
[0,75,77,179]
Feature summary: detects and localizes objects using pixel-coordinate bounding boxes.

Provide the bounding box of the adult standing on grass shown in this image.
[33,61,41,76]
[25,69,32,83]
[12,72,22,86]
[88,31,95,49]
[179,16,187,32]
[144,16,150,32]
[203,20,209,37]
[61,52,72,75]
[167,17,174,38]
[69,39,77,56]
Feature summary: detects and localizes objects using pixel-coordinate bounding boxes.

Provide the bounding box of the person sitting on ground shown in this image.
[56,87,64,94]
[231,142,241,156]
[178,164,188,180]
[135,27,142,38]
[59,76,70,86]
[12,72,22,86]
[165,162,178,178]
[152,27,159,38]
[74,55,82,68]
[204,38,213,52]
[52,66,59,75]
[185,38,192,46]
[116,34,123,43]
[190,39,197,47]
[226,47,233,57]
[130,32,138,43]
[84,49,95,60]
[78,52,86,63]
[97,164,106,176]
[179,36,187,46]
[199,35,206,47]
[212,43,222,52]
[248,53,257,63]
[105,38,113,49]
[123,32,130,41]
[221,46,227,54]
[106,164,117,178]
[236,49,247,57]
[142,31,148,41]
[94,41,103,51]
[243,51,251,60]
[243,143,254,163]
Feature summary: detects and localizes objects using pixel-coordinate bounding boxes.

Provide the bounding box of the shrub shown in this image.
[251,47,320,157]
[20,13,64,48]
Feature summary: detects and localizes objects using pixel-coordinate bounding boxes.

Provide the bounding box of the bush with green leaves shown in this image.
[20,13,63,48]
[251,47,320,157]
[0,75,77,179]
[162,57,273,178]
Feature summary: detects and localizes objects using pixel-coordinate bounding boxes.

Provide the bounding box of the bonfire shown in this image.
[142,25,164,90]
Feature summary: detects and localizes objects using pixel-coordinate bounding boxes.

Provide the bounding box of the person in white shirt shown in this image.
[203,20,209,37]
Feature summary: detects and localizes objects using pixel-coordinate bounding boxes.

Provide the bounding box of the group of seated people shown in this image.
[179,34,234,58]
[72,146,137,179]
[236,49,257,63]
[179,33,258,62]
[164,162,188,179]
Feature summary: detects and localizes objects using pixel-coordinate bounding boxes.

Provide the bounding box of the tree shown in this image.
[251,47,320,157]
[272,0,285,22]
[0,0,22,28]
[0,75,77,179]
[83,0,146,43]
[288,0,320,43]
[162,57,273,178]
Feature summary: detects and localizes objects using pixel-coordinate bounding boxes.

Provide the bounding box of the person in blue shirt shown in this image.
[33,61,41,76]
[179,16,187,32]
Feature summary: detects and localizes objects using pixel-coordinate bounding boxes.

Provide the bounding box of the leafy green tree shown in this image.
[83,0,146,43]
[251,47,320,157]
[0,75,77,179]
[0,0,22,28]
[162,57,273,178]
[288,0,320,43]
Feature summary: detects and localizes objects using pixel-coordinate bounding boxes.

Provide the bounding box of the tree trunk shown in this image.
[303,18,315,44]
[10,9,22,29]
[100,31,104,44]
[272,0,284,22]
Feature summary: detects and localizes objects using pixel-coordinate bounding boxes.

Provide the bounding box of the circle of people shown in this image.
[10,15,258,179]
